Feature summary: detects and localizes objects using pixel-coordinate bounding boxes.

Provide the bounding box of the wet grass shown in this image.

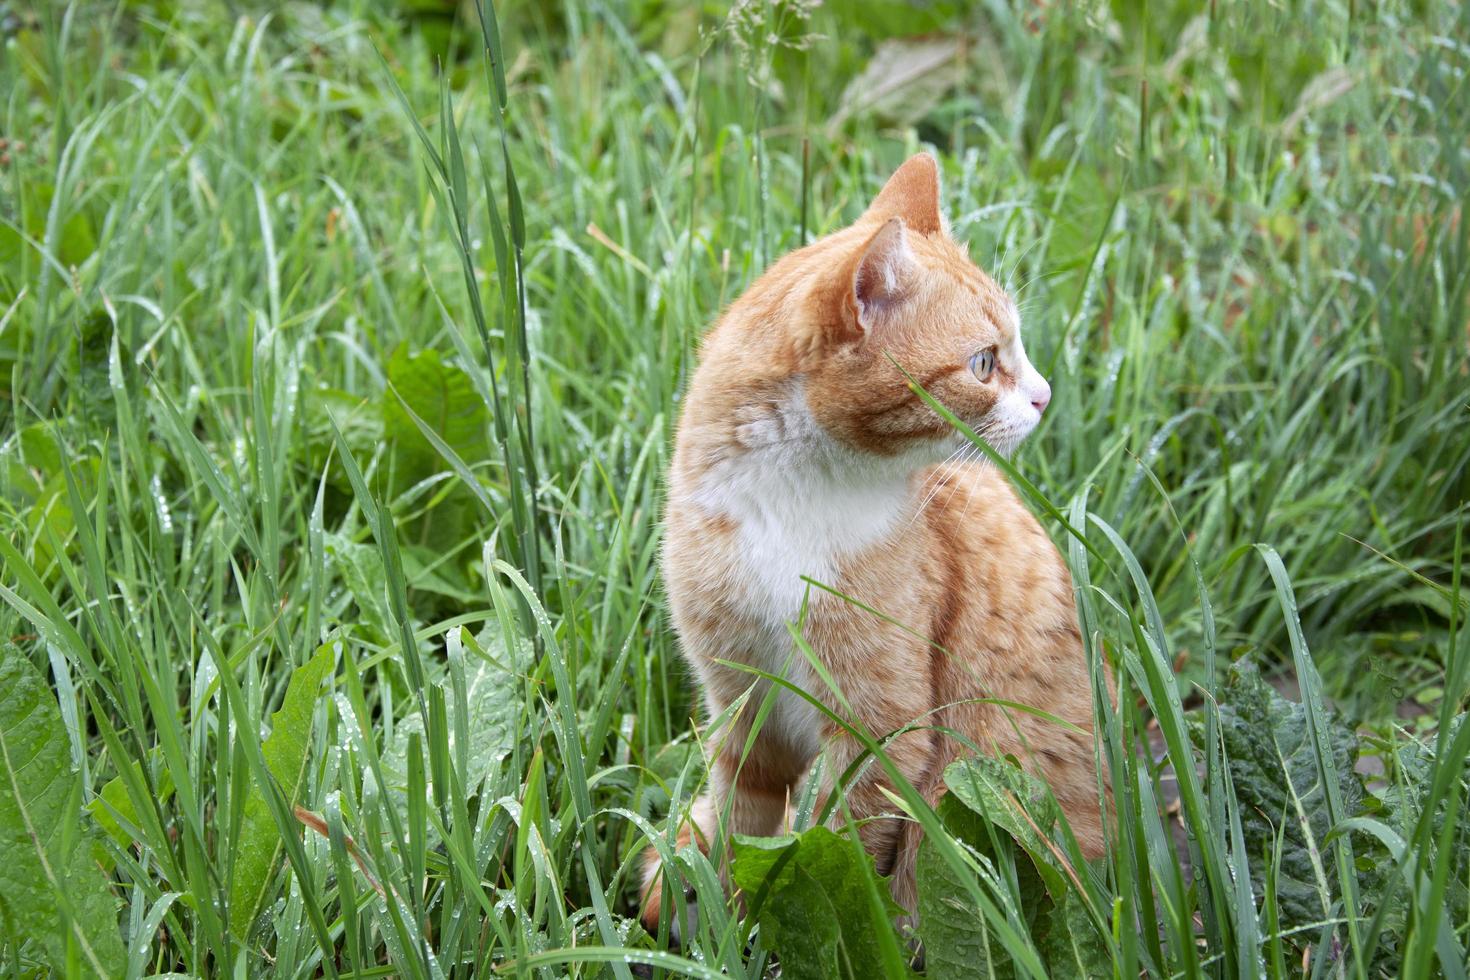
[1,0,1467,976]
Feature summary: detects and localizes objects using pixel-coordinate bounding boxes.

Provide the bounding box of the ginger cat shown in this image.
[643,154,1110,930]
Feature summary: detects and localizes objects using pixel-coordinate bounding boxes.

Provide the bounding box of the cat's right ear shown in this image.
[851,217,913,332]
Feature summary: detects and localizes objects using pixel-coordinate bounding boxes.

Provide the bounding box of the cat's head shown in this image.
[793,153,1051,460]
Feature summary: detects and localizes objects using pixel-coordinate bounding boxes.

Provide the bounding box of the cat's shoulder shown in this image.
[919,458,1024,511]
[918,460,1060,558]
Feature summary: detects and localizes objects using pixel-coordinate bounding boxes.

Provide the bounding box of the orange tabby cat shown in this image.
[643,154,1110,928]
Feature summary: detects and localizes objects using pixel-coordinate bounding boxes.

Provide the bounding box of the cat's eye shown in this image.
[970,348,997,382]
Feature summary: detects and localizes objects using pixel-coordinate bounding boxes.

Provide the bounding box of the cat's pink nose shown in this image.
[1031,382,1051,414]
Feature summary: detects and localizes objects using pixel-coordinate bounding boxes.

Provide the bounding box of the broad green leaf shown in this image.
[916,795,1021,980]
[1361,714,1470,973]
[919,779,1106,978]
[303,384,383,492]
[68,309,115,426]
[17,421,64,476]
[0,182,95,270]
[400,541,480,602]
[324,532,393,641]
[382,344,491,493]
[229,645,334,938]
[731,826,913,980]
[761,866,848,978]
[2,424,98,576]
[1032,887,1109,978]
[943,757,1068,899]
[0,644,124,976]
[326,533,478,640]
[381,628,528,803]
[21,472,76,574]
[381,345,495,561]
[87,752,174,865]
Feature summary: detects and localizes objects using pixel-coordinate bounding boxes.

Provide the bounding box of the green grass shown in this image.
[1,0,1467,976]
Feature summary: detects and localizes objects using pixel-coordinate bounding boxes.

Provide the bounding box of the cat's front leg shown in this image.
[640,666,814,935]
[810,690,943,917]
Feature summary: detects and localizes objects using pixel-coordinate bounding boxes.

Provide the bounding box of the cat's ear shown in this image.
[851,217,914,331]
[864,153,944,236]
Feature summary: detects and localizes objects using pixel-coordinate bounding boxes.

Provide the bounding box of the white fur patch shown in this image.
[692,381,918,621]
[688,381,929,740]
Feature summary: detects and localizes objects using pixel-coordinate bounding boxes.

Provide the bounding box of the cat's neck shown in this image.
[679,378,931,569]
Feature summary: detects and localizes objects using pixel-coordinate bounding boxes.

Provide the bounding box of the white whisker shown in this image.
[903,441,971,530]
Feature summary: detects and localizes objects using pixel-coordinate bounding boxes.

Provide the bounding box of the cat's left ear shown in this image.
[864,153,945,236]
[851,217,914,331]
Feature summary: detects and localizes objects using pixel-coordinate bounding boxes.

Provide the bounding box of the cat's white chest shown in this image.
[702,474,906,625]
[687,440,909,748]
[673,383,925,756]
[689,385,915,631]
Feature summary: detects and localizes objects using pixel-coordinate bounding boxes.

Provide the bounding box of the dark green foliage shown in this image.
[361,343,500,605]
[1358,713,1470,970]
[916,796,1026,980]
[1212,659,1363,928]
